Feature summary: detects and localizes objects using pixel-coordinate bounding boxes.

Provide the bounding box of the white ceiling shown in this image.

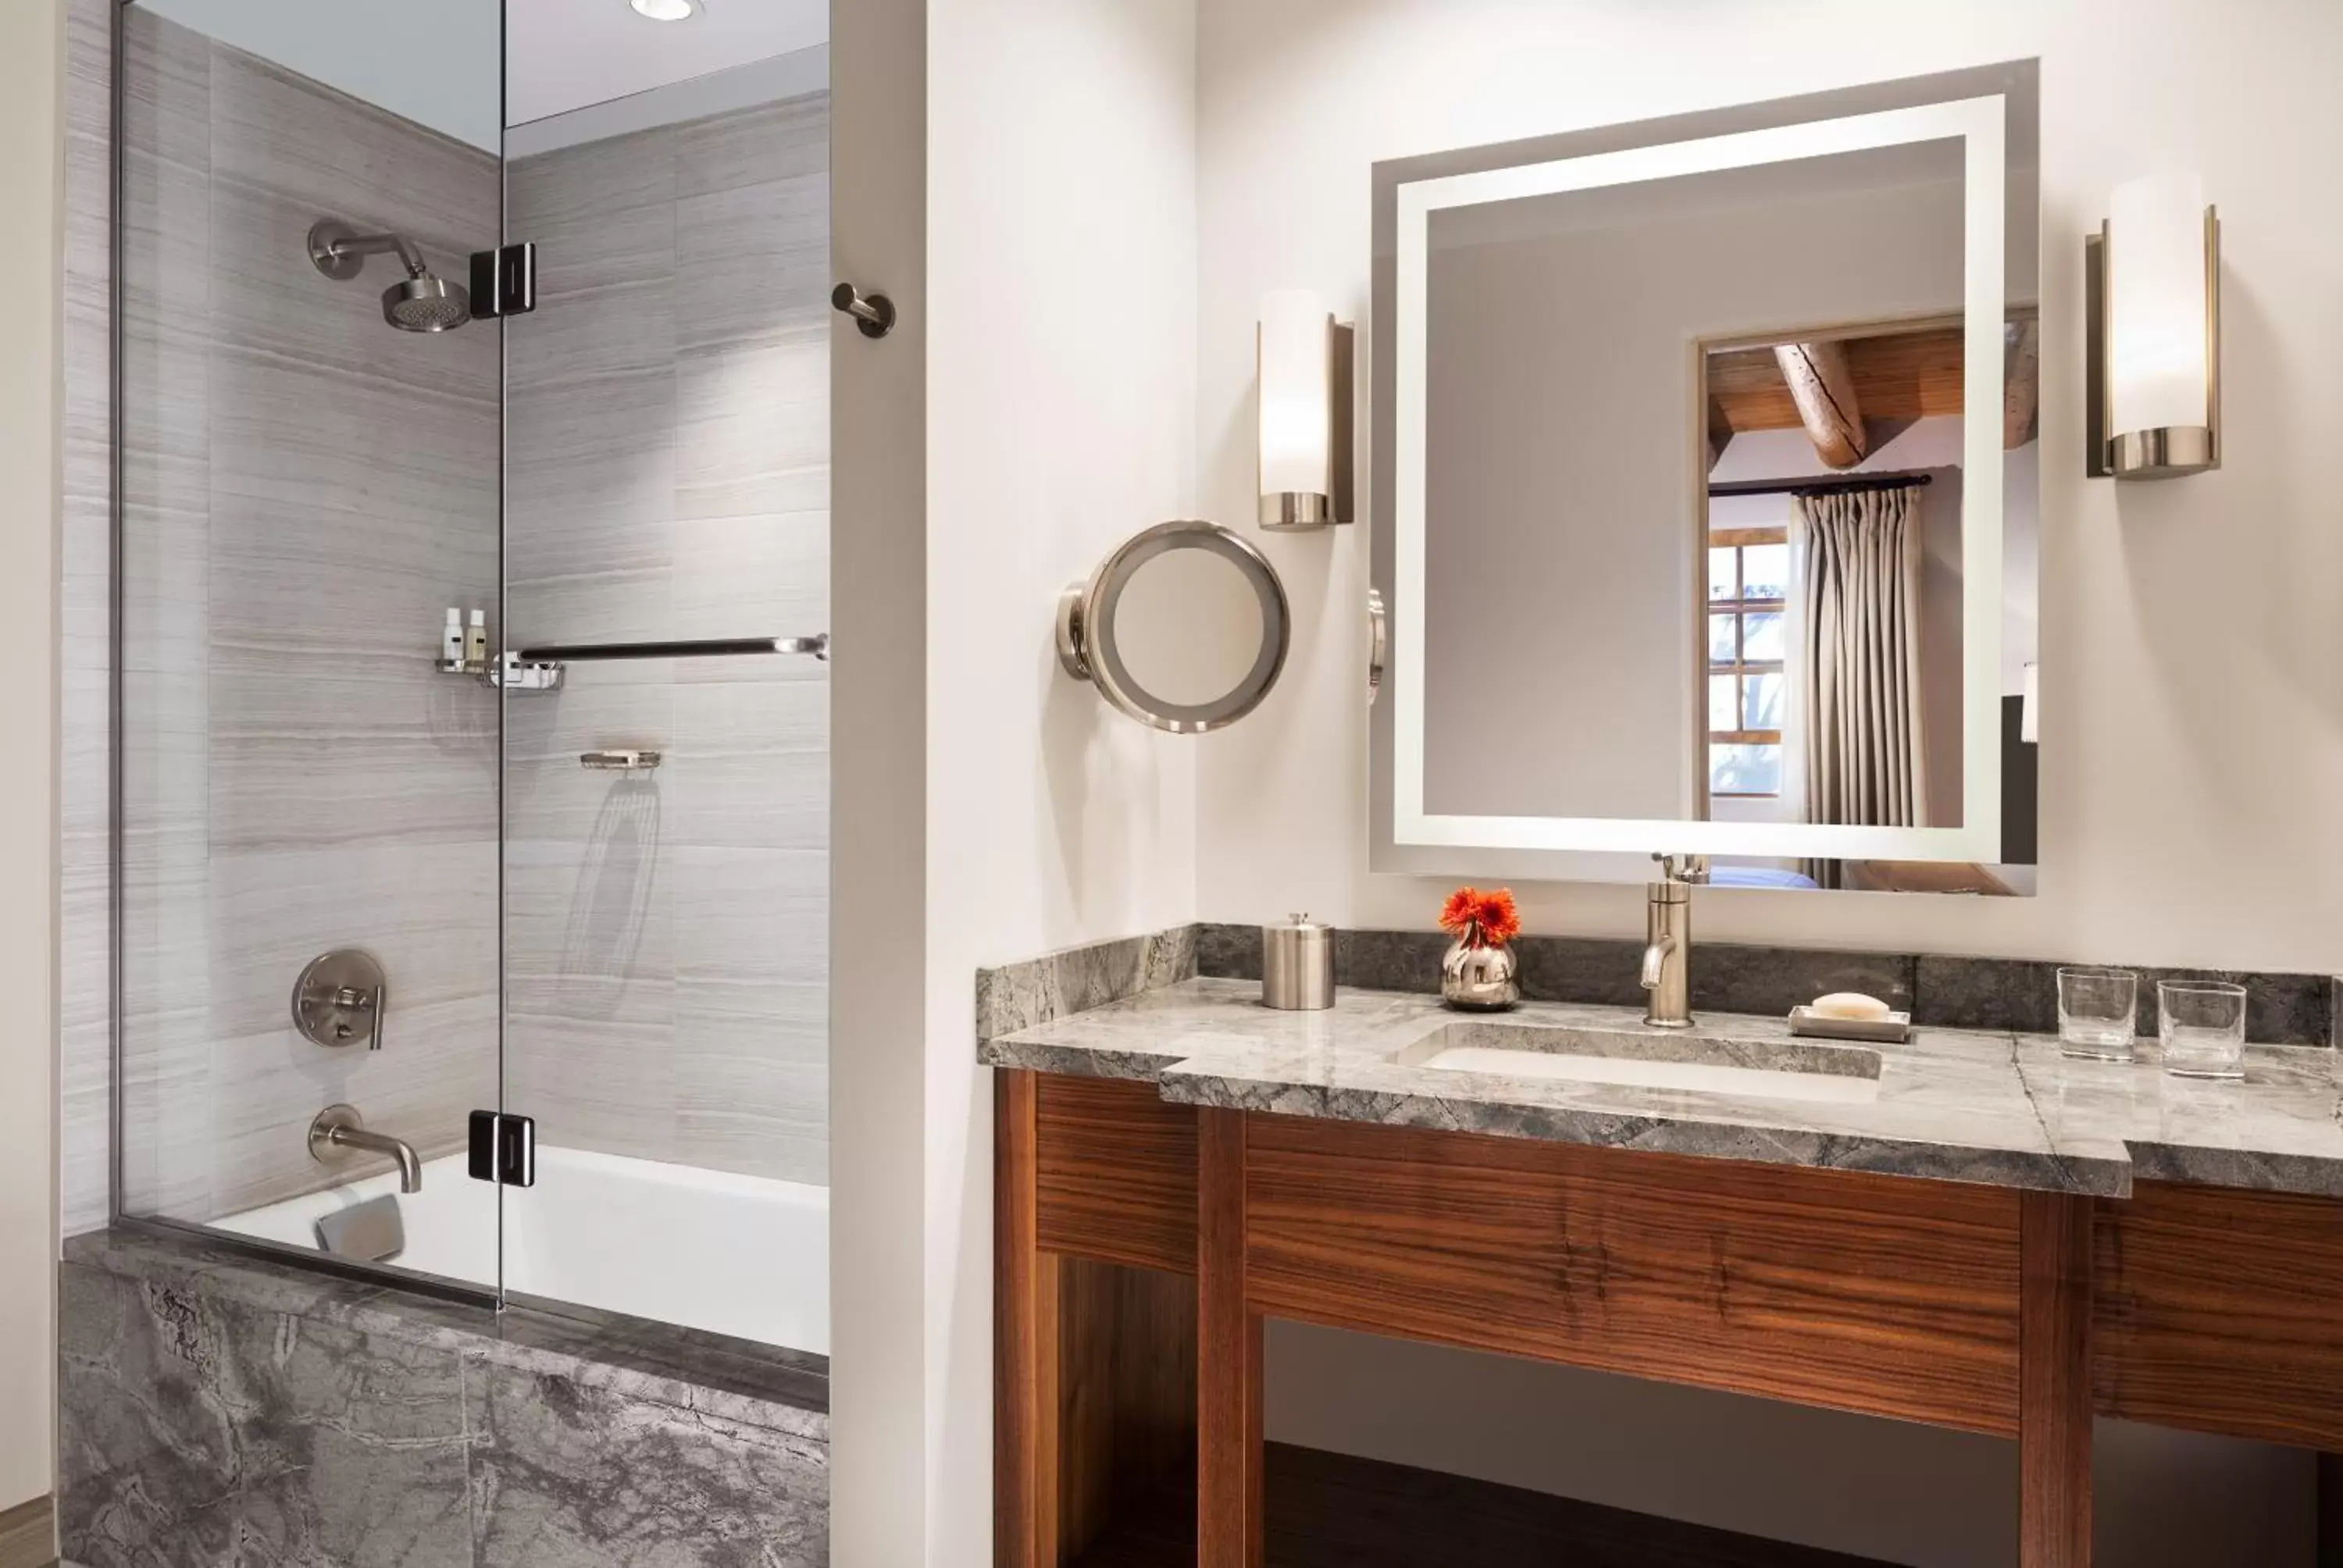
[137,0,829,151]
[140,0,506,149]
[505,0,829,130]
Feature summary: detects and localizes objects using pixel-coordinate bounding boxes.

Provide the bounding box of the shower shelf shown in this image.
[436,652,565,693]
[437,636,827,696]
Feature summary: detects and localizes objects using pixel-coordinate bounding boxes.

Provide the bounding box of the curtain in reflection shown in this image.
[1796,485,1926,884]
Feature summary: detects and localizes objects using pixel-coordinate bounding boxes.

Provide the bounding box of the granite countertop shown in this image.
[978,977,2343,1198]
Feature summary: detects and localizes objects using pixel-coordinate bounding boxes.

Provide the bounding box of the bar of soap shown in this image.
[1810,992,1892,1021]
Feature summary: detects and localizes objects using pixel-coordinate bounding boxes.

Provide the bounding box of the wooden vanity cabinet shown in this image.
[997,1071,2343,1568]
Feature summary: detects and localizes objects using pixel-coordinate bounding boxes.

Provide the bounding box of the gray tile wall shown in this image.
[113,8,503,1224]
[503,98,832,1188]
[77,16,832,1231]
[61,0,114,1236]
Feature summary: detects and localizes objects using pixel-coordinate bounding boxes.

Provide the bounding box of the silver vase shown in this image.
[1441,938,1520,1011]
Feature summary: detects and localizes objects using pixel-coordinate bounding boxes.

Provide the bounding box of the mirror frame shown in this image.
[1380,91,2012,870]
[1057,520,1292,734]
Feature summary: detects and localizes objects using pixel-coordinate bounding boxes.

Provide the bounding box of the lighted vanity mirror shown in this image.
[1371,63,2040,893]
[1057,520,1292,733]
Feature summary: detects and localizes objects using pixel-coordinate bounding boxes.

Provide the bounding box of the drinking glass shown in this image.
[2056,968,2138,1060]
[2158,981,2248,1079]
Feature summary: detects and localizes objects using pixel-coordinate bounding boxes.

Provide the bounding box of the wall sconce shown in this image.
[1257,290,1354,529]
[2087,173,2220,480]
[2020,661,2038,745]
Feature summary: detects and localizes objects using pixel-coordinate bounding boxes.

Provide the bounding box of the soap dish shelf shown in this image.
[580,749,662,772]
[1787,1007,1913,1045]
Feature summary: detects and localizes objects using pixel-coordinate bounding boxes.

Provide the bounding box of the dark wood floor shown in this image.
[1068,1443,1893,1568]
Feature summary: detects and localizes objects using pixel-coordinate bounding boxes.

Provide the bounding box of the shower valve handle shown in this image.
[293,950,388,1053]
[322,984,385,1051]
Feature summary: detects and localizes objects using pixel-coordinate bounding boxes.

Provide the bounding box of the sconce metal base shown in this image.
[2107,425,2217,480]
[1261,492,1334,529]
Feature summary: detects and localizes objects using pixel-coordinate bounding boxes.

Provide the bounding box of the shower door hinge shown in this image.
[468,1110,537,1188]
[468,243,537,320]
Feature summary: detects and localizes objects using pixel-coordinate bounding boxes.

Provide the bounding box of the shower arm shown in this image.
[309,221,433,280]
[326,231,430,279]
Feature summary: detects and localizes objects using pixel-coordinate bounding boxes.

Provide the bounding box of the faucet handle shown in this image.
[1653,853,1710,886]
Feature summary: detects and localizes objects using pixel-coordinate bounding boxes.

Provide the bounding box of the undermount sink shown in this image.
[1394,1018,1883,1105]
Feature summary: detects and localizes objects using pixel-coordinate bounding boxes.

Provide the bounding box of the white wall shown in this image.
[828,0,925,1556]
[922,2,1200,1558]
[1196,0,2343,972]
[1194,1,2343,1560]
[0,0,60,1514]
[831,0,1203,1561]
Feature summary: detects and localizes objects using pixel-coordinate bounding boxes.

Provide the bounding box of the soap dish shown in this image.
[1788,1006,1913,1045]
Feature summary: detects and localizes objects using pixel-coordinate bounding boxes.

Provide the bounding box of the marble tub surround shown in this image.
[60,1228,828,1567]
[978,976,2343,1199]
[1193,922,2339,1046]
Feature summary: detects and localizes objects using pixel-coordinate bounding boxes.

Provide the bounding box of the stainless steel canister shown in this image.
[1261,914,1336,1010]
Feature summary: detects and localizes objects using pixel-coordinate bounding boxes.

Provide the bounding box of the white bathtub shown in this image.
[213,1145,830,1356]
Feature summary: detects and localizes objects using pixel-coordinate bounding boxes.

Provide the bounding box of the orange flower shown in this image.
[1439,886,1520,948]
[1438,886,1481,938]
[1473,889,1521,947]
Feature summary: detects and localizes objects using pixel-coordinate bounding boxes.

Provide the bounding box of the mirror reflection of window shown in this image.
[1705,531,1788,800]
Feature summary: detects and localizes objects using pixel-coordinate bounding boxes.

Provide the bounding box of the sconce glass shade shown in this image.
[2099,173,2219,479]
[1257,290,1353,528]
[2020,661,2038,745]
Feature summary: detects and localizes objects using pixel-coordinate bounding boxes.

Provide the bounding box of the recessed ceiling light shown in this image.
[629,0,701,20]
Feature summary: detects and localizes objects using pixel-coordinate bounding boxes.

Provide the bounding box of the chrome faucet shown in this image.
[1641,853,1708,1029]
[308,1104,423,1194]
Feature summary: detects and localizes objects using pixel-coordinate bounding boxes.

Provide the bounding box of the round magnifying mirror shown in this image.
[1057,521,1291,733]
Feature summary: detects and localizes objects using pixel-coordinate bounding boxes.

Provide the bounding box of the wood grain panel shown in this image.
[1058,1258,1197,1563]
[1200,1108,1265,1568]
[1711,326,1967,433]
[2095,1180,2343,1449]
[1243,1115,2024,1435]
[997,1071,1062,1568]
[2020,1193,2093,1568]
[1036,1075,1198,1274]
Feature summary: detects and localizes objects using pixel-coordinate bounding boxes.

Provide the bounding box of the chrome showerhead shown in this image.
[383,274,471,333]
[308,218,472,333]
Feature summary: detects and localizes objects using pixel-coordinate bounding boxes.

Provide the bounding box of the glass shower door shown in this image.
[494,29,834,1352]
[112,0,508,1295]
